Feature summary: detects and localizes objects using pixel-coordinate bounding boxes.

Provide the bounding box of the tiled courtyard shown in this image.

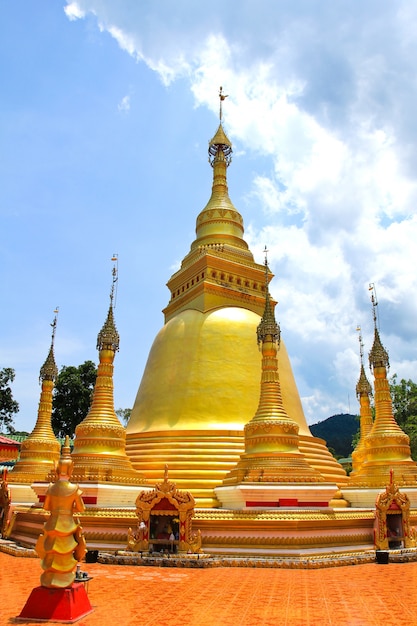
[1,550,417,625]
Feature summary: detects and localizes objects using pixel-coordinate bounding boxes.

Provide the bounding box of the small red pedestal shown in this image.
[17,583,93,623]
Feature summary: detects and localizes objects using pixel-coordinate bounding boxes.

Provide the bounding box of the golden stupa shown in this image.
[8,311,61,489]
[348,288,417,490]
[349,327,373,478]
[71,264,146,487]
[126,88,347,507]
[6,90,417,562]
[215,260,339,508]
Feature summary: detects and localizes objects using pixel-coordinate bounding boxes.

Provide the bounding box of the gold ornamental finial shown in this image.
[111,254,118,309]
[368,284,389,371]
[257,247,280,347]
[219,86,228,122]
[39,308,59,383]
[355,325,372,398]
[209,88,232,166]
[369,283,379,331]
[97,256,120,352]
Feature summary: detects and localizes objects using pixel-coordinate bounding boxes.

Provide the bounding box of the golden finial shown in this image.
[111,254,118,309]
[256,246,280,347]
[209,87,232,166]
[369,283,379,331]
[368,283,389,371]
[97,257,120,352]
[356,325,372,397]
[39,308,59,383]
[219,86,228,122]
[356,325,364,365]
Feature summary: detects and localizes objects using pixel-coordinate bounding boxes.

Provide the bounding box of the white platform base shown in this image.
[342,486,417,508]
[30,481,152,508]
[215,483,339,510]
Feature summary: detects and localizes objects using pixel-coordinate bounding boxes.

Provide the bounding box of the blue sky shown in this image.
[2,1,417,432]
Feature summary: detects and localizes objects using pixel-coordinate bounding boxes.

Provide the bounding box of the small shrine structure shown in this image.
[127,466,202,554]
[374,470,417,551]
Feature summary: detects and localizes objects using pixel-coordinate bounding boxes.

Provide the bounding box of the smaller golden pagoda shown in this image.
[71,261,146,496]
[349,326,373,478]
[216,256,338,508]
[8,311,61,497]
[347,286,417,498]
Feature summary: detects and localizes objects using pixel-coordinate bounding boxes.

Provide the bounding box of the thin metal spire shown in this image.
[219,86,228,122]
[369,283,379,331]
[356,325,364,366]
[111,254,118,309]
[256,246,280,347]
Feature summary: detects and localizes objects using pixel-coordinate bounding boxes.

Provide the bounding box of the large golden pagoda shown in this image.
[348,288,417,490]
[8,312,61,489]
[126,89,347,507]
[71,266,145,487]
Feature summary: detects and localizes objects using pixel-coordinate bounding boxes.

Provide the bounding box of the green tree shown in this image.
[390,374,417,460]
[115,408,131,427]
[52,361,97,438]
[0,367,19,433]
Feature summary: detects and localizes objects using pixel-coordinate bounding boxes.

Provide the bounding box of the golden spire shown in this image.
[348,285,417,487]
[350,326,373,477]
[191,87,248,252]
[71,257,146,485]
[9,309,61,483]
[222,250,322,484]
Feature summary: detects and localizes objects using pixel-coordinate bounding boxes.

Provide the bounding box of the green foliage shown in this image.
[52,361,97,438]
[310,414,359,458]
[0,367,19,433]
[390,374,417,460]
[115,408,131,426]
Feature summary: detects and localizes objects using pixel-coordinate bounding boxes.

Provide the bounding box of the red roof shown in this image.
[0,435,20,446]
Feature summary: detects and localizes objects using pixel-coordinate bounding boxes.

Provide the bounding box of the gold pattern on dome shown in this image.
[127,466,202,555]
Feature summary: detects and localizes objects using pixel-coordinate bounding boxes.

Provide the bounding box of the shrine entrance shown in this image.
[374,471,416,551]
[127,466,202,555]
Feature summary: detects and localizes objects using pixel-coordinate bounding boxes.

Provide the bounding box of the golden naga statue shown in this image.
[35,436,87,588]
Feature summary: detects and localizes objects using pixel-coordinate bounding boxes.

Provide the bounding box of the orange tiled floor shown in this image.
[2,552,417,626]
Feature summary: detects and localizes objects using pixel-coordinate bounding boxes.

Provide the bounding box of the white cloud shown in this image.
[64,2,86,21]
[117,94,130,112]
[62,1,417,422]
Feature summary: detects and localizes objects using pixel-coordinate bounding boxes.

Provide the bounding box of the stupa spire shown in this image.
[220,250,323,485]
[348,285,417,487]
[350,326,373,477]
[71,257,145,485]
[9,309,61,483]
[191,86,248,253]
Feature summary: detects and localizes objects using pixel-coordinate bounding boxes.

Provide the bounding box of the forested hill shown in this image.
[310,413,359,458]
